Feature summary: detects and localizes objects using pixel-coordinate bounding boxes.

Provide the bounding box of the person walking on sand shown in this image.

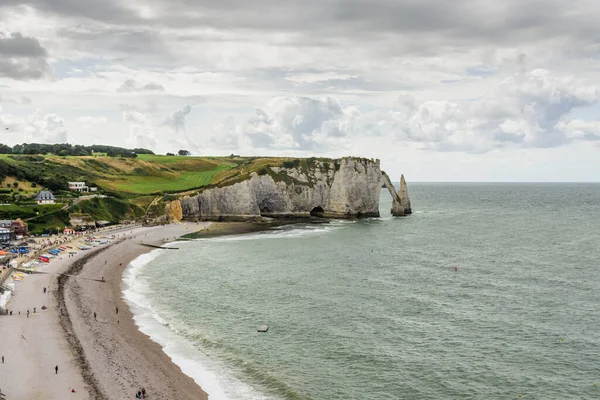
[55,365,58,374]
[94,312,97,320]
[27,309,29,318]
[2,355,4,363]
[116,306,119,314]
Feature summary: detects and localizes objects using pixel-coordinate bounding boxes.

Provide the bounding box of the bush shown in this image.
[282,159,300,169]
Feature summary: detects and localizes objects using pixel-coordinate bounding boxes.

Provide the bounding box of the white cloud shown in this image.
[120,105,156,149]
[380,69,600,152]
[1,0,600,180]
[242,96,359,151]
[117,78,165,93]
[76,116,107,124]
[24,110,68,143]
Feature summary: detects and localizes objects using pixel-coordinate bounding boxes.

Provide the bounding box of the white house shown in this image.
[35,190,56,205]
[68,182,89,192]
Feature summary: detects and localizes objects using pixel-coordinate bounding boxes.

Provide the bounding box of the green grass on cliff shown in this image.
[0,153,374,227]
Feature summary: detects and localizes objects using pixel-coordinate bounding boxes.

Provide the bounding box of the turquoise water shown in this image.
[128,184,600,399]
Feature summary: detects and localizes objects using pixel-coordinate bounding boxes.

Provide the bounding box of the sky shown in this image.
[0,1,599,181]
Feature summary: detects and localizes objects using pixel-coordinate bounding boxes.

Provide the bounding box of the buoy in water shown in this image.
[257,325,269,332]
[453,267,459,271]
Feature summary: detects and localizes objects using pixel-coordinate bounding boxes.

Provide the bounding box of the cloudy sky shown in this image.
[1,0,599,181]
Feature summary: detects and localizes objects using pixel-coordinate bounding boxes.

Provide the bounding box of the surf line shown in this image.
[139,244,179,250]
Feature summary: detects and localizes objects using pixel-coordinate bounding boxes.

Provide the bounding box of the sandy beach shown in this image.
[0,222,211,400]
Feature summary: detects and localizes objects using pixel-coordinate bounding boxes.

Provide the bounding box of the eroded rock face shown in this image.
[175,157,411,221]
[399,174,412,215]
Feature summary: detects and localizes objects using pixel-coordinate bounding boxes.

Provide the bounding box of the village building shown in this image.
[0,220,12,229]
[63,228,75,235]
[0,227,11,242]
[35,190,56,205]
[11,219,28,237]
[68,182,88,192]
[68,182,98,192]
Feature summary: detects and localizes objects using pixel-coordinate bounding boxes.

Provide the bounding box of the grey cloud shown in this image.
[0,32,48,57]
[0,94,32,105]
[583,133,600,141]
[1,0,139,25]
[0,32,51,80]
[11,0,600,53]
[117,79,165,93]
[164,105,191,132]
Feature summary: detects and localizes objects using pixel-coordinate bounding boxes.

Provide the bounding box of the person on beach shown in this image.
[116,306,119,314]
[94,312,97,320]
[27,309,29,318]
[2,355,4,363]
[141,387,146,398]
[43,287,47,293]
[55,365,58,374]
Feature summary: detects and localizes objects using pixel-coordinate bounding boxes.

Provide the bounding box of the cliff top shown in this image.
[0,153,379,197]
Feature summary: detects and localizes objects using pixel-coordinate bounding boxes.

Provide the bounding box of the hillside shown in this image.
[0,153,354,233]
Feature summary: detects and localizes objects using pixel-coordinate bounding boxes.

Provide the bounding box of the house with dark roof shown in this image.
[35,190,56,205]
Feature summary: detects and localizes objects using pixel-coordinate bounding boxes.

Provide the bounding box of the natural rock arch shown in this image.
[381,172,412,216]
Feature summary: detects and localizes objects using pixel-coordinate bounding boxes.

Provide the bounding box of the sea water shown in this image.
[123,183,600,399]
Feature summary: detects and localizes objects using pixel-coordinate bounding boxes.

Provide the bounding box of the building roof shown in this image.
[35,190,56,201]
[13,218,28,227]
[0,220,12,225]
[0,227,11,233]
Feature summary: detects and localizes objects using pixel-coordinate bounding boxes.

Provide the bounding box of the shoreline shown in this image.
[63,223,211,399]
[0,221,279,399]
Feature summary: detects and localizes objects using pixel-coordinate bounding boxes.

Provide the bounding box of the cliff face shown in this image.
[175,157,411,221]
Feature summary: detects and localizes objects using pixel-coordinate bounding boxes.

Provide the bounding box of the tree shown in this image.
[44,175,68,191]
[166,152,175,156]
[178,149,191,156]
[0,143,12,154]
[133,148,155,155]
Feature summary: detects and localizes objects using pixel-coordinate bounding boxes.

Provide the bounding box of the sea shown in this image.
[123,183,600,400]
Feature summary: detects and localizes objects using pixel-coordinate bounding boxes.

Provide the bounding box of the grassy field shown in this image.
[100,164,234,194]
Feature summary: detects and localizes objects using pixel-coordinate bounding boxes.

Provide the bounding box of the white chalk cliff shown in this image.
[175,157,411,221]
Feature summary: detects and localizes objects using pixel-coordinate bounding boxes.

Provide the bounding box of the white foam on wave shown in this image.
[0,290,11,311]
[122,249,275,400]
[199,224,343,242]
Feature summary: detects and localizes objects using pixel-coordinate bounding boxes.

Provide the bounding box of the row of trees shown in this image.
[0,143,155,158]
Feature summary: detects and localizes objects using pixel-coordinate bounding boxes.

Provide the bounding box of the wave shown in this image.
[122,249,275,400]
[198,224,345,242]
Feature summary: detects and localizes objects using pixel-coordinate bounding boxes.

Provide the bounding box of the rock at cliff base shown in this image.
[399,175,412,215]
